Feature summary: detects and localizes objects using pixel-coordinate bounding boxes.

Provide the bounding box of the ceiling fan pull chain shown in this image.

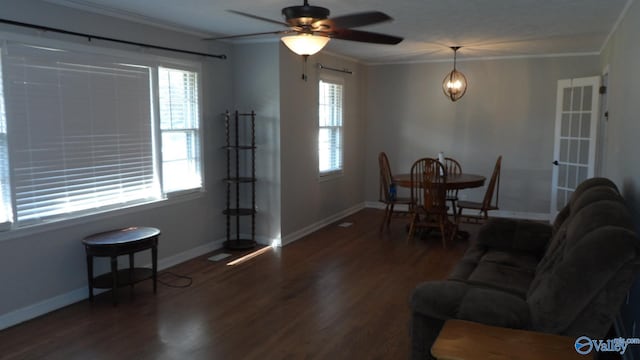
[302,55,309,81]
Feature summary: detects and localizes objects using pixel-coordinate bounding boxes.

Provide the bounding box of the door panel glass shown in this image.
[581,113,591,138]
[578,166,588,184]
[582,86,593,111]
[563,88,572,111]
[559,164,568,187]
[571,87,582,111]
[570,113,581,137]
[579,140,590,164]
[569,139,579,163]
[568,166,578,189]
[561,113,570,136]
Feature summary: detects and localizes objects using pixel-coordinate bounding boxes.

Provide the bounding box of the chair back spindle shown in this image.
[378,152,411,231]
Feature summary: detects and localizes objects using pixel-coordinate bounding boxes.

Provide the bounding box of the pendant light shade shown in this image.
[281,34,330,56]
[442,46,467,102]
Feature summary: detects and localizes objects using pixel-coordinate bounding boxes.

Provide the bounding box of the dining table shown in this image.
[392,173,486,190]
[392,172,486,241]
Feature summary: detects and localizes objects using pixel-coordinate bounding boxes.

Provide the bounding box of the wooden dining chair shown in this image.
[407,158,456,247]
[442,157,462,220]
[378,152,412,231]
[457,155,502,223]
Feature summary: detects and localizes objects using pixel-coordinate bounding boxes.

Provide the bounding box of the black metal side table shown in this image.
[82,226,160,305]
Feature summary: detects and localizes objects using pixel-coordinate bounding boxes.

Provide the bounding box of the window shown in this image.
[158,67,201,193]
[0,56,10,230]
[0,39,203,230]
[318,79,343,176]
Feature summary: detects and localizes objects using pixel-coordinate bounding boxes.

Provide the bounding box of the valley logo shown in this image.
[575,335,640,355]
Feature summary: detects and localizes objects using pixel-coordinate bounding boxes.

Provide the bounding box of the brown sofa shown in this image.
[410,177,640,359]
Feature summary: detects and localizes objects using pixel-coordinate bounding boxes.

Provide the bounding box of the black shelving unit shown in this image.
[223,110,257,250]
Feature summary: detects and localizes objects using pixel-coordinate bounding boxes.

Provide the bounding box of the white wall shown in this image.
[600,1,640,354]
[601,0,640,219]
[363,56,600,218]
[231,42,282,244]
[0,0,232,328]
[279,48,366,241]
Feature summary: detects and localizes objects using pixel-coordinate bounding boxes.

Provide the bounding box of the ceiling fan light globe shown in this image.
[281,34,330,56]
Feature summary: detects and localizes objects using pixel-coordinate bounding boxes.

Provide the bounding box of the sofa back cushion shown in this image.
[531,185,625,294]
[527,198,638,337]
[552,178,619,235]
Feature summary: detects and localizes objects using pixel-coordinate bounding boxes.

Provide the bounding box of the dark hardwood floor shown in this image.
[0,208,478,360]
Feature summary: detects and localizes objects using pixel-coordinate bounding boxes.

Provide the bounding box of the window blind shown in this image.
[319,80,343,174]
[3,42,160,225]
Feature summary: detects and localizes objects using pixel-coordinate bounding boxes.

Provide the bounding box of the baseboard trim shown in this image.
[234,234,279,247]
[0,287,89,332]
[281,203,366,246]
[158,238,225,270]
[0,237,225,331]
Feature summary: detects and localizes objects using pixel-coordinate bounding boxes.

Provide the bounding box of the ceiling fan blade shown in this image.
[228,10,289,27]
[328,29,403,45]
[315,11,392,29]
[204,30,292,41]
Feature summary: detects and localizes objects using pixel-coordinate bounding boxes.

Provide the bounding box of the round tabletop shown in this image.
[393,173,486,190]
[82,226,161,246]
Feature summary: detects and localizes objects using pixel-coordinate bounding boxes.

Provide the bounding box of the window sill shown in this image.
[0,189,205,243]
[318,170,344,182]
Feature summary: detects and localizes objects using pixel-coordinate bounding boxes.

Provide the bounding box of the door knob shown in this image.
[552,160,559,166]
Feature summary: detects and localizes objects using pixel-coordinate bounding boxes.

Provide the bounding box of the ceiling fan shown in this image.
[207,0,403,56]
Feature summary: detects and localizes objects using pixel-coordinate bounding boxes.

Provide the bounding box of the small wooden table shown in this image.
[393,173,486,190]
[83,227,160,305]
[431,320,592,360]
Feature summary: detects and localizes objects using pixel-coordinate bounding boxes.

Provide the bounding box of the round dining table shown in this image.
[392,173,486,190]
[393,172,486,241]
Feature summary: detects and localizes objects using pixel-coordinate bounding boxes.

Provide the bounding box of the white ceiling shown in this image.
[46,0,632,64]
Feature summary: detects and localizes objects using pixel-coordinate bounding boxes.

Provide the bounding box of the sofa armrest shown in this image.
[476,218,552,257]
[411,280,531,329]
[410,280,531,360]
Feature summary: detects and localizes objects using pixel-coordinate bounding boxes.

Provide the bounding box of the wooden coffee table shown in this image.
[431,320,592,360]
[83,227,160,305]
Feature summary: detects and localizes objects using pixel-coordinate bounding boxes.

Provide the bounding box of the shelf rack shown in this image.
[223,110,256,250]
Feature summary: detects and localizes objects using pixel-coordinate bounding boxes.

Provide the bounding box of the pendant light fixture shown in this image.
[442,46,467,102]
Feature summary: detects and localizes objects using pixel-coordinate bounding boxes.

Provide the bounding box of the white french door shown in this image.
[550,76,600,220]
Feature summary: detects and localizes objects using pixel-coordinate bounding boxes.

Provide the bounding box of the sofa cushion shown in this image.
[569,178,619,208]
[570,185,623,215]
[552,178,619,237]
[528,226,638,336]
[527,199,638,336]
[480,249,540,272]
[411,280,531,329]
[530,188,629,295]
[467,260,535,297]
[476,218,551,256]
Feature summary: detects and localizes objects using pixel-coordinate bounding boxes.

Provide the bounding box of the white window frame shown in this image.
[318,75,344,179]
[0,32,205,237]
[156,66,203,196]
